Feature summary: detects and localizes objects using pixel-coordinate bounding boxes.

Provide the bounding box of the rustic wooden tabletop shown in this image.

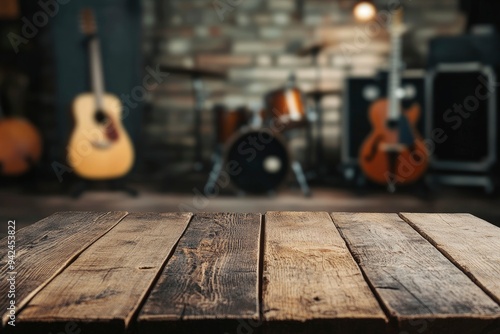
[0,212,499,334]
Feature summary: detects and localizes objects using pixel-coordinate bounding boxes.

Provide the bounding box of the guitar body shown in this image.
[67,93,134,180]
[359,99,428,185]
[0,118,42,175]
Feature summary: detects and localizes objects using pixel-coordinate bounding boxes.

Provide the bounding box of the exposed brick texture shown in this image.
[142,0,464,165]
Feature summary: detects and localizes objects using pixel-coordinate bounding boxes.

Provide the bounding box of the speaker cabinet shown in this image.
[342,71,426,166]
[426,63,497,172]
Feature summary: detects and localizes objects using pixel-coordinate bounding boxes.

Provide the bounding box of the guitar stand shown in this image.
[70,179,138,199]
[0,158,40,193]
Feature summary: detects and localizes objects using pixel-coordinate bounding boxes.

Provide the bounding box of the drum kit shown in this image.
[160,42,339,196]
[205,79,311,196]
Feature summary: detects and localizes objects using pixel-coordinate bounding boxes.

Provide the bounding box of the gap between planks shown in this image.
[14,212,193,334]
[331,212,500,334]
[126,212,196,333]
[262,211,387,334]
[137,213,262,334]
[399,212,500,306]
[1,211,129,328]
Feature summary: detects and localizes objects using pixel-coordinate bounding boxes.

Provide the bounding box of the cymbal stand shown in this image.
[191,75,205,171]
[314,49,326,169]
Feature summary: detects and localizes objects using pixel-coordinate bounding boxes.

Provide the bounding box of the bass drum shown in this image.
[225,129,290,194]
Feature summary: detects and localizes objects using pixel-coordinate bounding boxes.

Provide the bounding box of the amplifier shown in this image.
[428,34,500,68]
[426,62,497,172]
[342,71,426,166]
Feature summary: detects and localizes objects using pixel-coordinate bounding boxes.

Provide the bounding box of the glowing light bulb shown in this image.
[354,2,376,21]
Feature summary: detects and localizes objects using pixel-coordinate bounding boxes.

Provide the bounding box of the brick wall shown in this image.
[141,0,464,171]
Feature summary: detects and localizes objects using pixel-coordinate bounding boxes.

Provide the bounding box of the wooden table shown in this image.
[1,212,499,334]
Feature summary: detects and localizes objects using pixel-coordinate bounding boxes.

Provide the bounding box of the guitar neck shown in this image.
[89,36,105,110]
[388,31,402,121]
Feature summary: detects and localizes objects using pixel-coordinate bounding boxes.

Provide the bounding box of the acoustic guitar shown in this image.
[67,9,134,180]
[358,8,428,190]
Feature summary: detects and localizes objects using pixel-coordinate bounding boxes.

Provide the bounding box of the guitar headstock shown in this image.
[80,8,97,36]
[391,6,406,36]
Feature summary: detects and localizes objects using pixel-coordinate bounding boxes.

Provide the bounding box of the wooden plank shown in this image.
[262,211,387,334]
[138,212,262,334]
[400,213,500,305]
[0,211,128,328]
[332,212,500,334]
[14,212,192,334]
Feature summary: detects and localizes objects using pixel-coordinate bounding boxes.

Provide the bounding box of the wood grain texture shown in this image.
[263,211,387,334]
[400,213,500,305]
[138,212,262,334]
[14,212,192,334]
[0,211,127,327]
[332,212,500,334]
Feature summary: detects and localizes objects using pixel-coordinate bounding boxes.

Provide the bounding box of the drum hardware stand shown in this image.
[276,73,313,196]
[192,76,206,172]
[301,43,334,181]
[205,146,224,195]
[310,91,325,169]
[292,160,311,197]
[305,106,316,169]
[158,66,227,173]
[312,48,324,172]
[281,130,312,197]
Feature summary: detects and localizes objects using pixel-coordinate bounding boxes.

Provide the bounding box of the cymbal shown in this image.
[159,65,227,80]
[296,42,331,57]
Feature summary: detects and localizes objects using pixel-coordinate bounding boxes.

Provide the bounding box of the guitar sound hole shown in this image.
[95,110,107,124]
[386,119,398,129]
[409,145,422,162]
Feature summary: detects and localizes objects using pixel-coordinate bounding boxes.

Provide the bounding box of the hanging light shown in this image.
[353,0,377,21]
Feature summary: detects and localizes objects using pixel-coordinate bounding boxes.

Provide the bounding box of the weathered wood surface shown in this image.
[400,213,500,305]
[263,211,387,334]
[14,212,192,334]
[0,211,128,327]
[3,211,500,334]
[138,212,262,334]
[332,212,500,334]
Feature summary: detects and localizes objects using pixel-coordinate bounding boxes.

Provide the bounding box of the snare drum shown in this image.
[224,128,290,193]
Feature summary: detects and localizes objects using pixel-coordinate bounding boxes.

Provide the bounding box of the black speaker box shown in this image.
[428,34,500,68]
[342,71,426,165]
[426,63,497,172]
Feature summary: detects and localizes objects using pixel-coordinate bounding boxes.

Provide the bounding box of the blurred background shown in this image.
[1,0,500,236]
